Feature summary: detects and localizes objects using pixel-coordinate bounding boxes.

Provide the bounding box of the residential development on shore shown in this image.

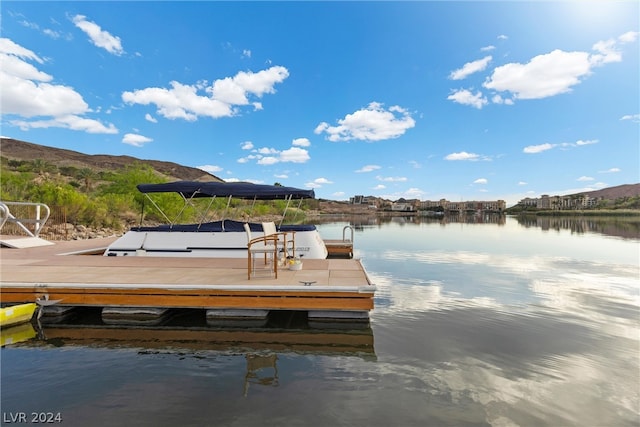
[349,196,507,213]
[518,194,600,210]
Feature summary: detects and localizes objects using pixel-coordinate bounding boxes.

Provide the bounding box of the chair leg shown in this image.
[273,248,277,279]
[248,252,251,280]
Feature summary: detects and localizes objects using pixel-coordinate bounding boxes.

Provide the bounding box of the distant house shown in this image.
[391,203,414,212]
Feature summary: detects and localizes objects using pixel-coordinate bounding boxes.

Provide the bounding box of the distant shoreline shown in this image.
[510,209,640,217]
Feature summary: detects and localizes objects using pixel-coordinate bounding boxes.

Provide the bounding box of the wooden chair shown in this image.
[245,223,279,279]
[261,222,296,260]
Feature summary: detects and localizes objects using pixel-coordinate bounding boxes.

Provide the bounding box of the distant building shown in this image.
[356,196,505,213]
[391,202,414,212]
[517,194,601,210]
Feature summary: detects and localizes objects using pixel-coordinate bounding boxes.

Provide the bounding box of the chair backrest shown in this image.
[262,222,277,237]
[243,223,252,243]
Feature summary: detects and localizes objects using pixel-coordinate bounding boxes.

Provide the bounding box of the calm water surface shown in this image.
[2,215,639,426]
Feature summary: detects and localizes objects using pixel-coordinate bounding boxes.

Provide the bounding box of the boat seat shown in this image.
[245,223,278,279]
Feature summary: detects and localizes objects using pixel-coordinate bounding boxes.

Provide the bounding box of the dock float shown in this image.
[0,236,375,321]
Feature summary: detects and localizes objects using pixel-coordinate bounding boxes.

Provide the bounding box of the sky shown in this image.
[1,1,638,206]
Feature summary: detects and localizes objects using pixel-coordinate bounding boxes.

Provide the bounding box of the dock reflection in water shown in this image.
[6,308,375,399]
[34,311,374,356]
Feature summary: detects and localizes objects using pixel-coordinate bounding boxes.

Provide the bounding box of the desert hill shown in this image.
[578,183,640,200]
[0,137,222,182]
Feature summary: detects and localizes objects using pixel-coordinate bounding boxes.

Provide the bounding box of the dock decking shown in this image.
[0,236,375,317]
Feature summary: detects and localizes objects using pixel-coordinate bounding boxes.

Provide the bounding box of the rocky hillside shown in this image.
[578,183,640,200]
[0,137,223,182]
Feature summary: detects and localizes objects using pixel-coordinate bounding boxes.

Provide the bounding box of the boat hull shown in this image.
[0,303,37,328]
[104,229,328,259]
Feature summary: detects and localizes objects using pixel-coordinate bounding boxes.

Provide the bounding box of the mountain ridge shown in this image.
[0,137,222,183]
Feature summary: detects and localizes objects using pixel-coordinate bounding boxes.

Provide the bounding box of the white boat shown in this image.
[104,181,328,259]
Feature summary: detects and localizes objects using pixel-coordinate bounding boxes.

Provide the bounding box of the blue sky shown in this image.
[1,1,638,206]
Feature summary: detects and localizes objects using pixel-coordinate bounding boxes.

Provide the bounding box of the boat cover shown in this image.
[137,181,315,200]
[130,219,317,233]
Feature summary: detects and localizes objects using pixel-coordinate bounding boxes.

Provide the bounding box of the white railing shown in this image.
[0,201,50,237]
[343,225,354,243]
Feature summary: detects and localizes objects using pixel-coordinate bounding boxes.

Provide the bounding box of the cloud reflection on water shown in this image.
[362,245,639,427]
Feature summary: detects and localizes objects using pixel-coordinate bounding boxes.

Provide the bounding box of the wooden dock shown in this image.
[0,236,375,319]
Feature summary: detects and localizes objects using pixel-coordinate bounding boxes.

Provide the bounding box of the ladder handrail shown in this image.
[342,225,354,243]
[0,201,51,237]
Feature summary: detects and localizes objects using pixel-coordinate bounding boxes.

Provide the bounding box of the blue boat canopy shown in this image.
[137,181,315,200]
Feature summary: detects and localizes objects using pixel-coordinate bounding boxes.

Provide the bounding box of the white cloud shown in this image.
[619,31,639,43]
[197,164,223,173]
[481,45,495,52]
[575,139,598,146]
[241,141,254,150]
[123,81,232,121]
[449,56,492,80]
[305,177,334,188]
[144,113,157,123]
[445,151,491,161]
[491,94,514,105]
[355,165,381,173]
[280,147,310,163]
[122,66,289,121]
[590,38,622,65]
[404,188,426,198]
[599,168,621,173]
[447,89,488,109]
[474,178,488,184]
[620,114,640,123]
[315,102,415,142]
[313,177,333,185]
[43,29,63,40]
[376,175,407,182]
[257,156,279,165]
[484,49,591,99]
[378,188,426,200]
[373,184,386,190]
[523,143,556,154]
[226,177,263,184]
[211,66,289,104]
[292,137,311,147]
[577,176,594,182]
[0,38,107,126]
[497,35,508,40]
[122,133,152,147]
[257,147,278,155]
[247,145,310,165]
[482,32,637,102]
[524,139,597,154]
[242,49,251,58]
[72,15,124,56]
[518,181,528,186]
[12,115,117,134]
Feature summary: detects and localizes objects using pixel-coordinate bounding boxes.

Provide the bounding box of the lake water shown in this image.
[2,215,639,426]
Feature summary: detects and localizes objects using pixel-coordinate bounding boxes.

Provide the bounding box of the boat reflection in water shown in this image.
[1,322,37,347]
